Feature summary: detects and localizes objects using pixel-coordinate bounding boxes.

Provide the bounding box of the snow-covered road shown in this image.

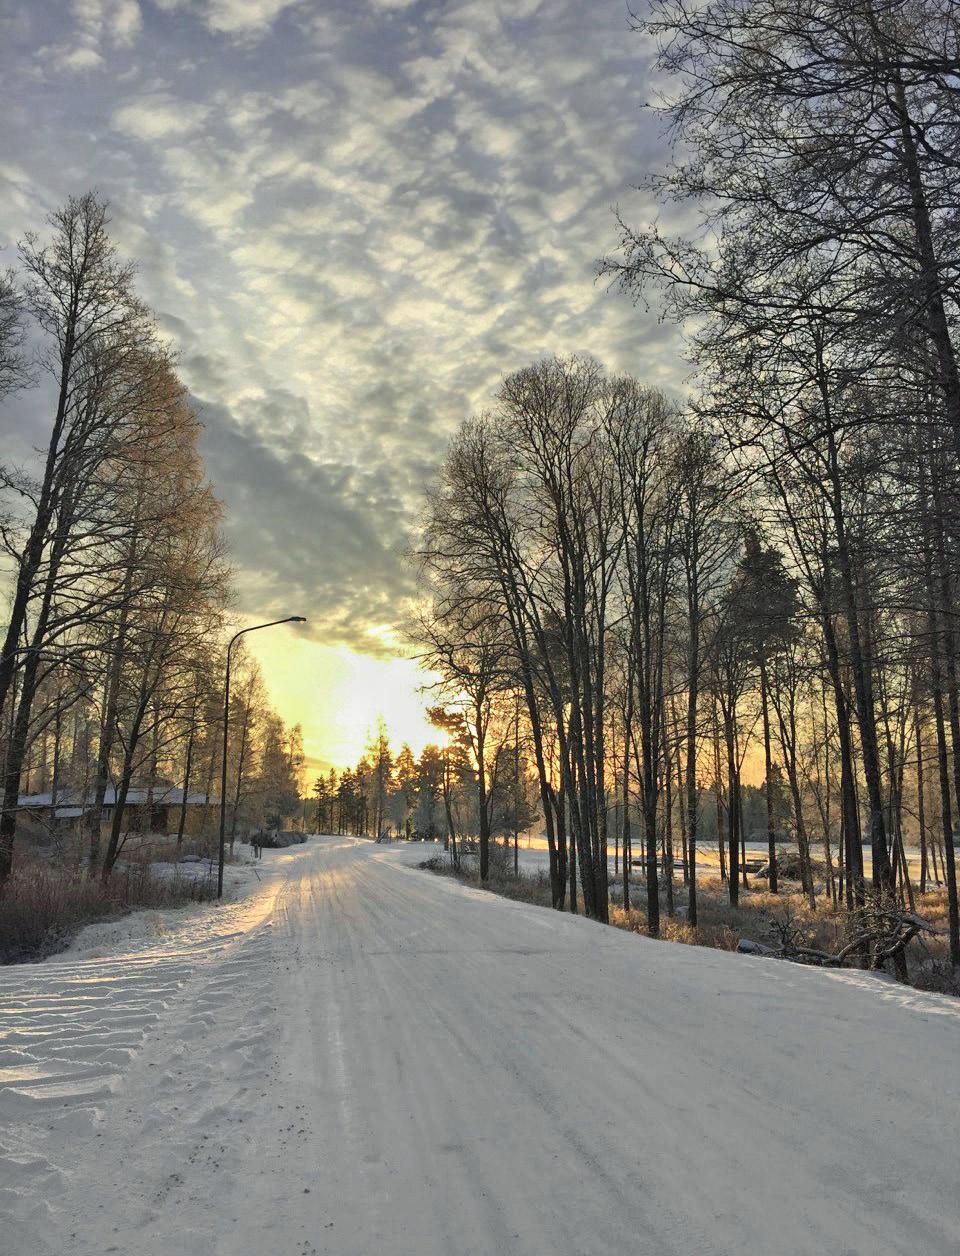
[3,836,959,1255]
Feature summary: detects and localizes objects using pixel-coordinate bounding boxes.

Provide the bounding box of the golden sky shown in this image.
[248,629,438,775]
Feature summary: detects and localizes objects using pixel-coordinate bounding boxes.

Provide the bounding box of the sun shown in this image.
[246,630,439,772]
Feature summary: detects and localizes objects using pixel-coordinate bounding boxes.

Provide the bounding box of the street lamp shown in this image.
[218,616,306,898]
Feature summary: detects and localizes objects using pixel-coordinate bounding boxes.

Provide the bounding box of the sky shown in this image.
[0,0,684,773]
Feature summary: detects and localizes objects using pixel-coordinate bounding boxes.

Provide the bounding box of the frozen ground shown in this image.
[2,835,959,1255]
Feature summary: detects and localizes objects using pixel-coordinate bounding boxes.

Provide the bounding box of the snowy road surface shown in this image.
[2,837,959,1256]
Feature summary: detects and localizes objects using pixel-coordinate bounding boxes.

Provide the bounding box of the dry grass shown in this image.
[109,832,221,863]
[422,855,959,996]
[421,855,557,910]
[0,851,216,964]
[610,878,852,952]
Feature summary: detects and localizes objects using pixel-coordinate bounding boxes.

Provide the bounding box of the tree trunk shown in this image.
[759,659,778,893]
[475,701,490,883]
[662,717,674,918]
[892,76,960,463]
[176,718,196,849]
[916,711,928,896]
[723,704,740,908]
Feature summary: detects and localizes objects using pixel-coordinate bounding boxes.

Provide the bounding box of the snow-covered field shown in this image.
[478,834,920,881]
[2,835,958,1255]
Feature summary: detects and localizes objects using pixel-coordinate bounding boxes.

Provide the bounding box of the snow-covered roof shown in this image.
[19,787,210,809]
[18,792,57,807]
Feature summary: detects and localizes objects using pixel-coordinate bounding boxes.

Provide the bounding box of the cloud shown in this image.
[194,397,417,654]
[153,0,302,37]
[113,91,209,141]
[203,0,300,33]
[44,0,142,72]
[75,0,142,44]
[0,0,683,687]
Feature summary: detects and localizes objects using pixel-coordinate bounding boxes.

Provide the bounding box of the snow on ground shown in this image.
[2,835,959,1255]
[0,843,298,1239]
[439,835,924,890]
[62,852,271,961]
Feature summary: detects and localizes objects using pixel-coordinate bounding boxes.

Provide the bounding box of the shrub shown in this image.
[0,859,215,964]
[418,855,447,872]
[254,830,308,849]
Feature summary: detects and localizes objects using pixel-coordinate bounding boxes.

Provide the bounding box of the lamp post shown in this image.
[218,616,306,898]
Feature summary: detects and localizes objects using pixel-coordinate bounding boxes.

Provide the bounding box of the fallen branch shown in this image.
[738,900,946,976]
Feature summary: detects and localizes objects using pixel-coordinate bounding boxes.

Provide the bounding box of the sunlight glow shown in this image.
[246,632,438,773]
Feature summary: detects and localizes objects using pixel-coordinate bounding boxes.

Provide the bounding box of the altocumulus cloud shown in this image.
[0,0,682,655]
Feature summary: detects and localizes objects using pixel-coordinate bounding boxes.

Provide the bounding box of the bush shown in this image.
[0,859,215,964]
[487,838,516,870]
[253,829,308,849]
[418,855,447,872]
[766,848,826,881]
[113,833,220,863]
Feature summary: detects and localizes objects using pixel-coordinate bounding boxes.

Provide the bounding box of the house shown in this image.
[17,786,212,834]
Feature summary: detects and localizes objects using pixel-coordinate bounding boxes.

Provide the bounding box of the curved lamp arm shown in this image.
[218,616,306,897]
